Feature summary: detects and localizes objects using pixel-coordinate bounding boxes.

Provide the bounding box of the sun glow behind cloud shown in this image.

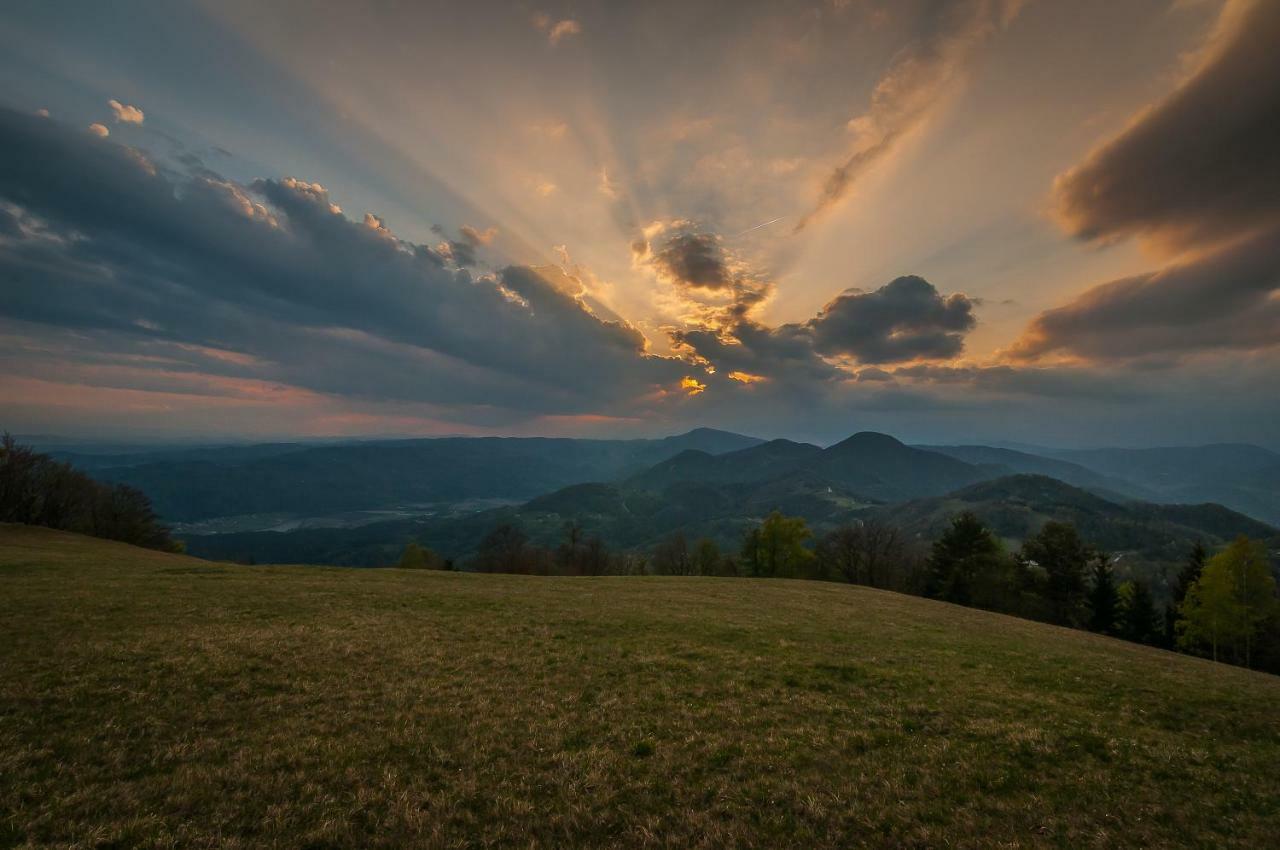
[0,0,1276,445]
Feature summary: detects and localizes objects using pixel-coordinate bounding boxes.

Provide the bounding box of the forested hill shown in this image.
[628,432,985,502]
[86,429,762,522]
[878,475,1278,560]
[183,471,1276,571]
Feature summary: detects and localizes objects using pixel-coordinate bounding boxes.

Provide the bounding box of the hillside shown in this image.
[626,439,824,490]
[817,432,987,500]
[94,429,763,522]
[2,525,1278,848]
[628,433,990,503]
[920,444,1154,501]
[1047,444,1280,526]
[880,475,1278,563]
[183,467,1274,571]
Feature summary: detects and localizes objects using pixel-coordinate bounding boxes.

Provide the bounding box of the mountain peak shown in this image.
[828,431,906,452]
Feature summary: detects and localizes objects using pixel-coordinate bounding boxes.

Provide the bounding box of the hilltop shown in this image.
[2,525,1278,848]
[879,474,1279,560]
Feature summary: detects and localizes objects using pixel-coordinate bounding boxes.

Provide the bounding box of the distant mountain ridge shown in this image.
[918,444,1157,502]
[45,426,1278,566]
[629,432,986,503]
[184,469,1276,572]
[93,429,765,522]
[1044,444,1280,526]
[627,439,823,490]
[879,474,1276,560]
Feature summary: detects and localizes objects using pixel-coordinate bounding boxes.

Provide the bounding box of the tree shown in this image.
[1087,554,1120,635]
[691,538,723,576]
[1119,580,1160,645]
[1175,541,1208,601]
[472,523,540,574]
[815,519,904,588]
[1020,521,1090,627]
[1166,541,1207,648]
[555,520,587,574]
[0,434,178,552]
[1179,536,1277,667]
[651,532,691,576]
[582,536,610,576]
[751,511,813,578]
[397,541,442,569]
[927,512,1003,607]
[739,526,763,578]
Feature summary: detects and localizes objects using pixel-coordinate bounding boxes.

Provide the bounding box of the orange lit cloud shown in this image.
[680,376,707,396]
[107,99,144,124]
[796,0,1024,230]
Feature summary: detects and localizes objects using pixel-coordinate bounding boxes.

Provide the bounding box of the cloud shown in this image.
[87,123,109,137]
[680,376,706,396]
[430,224,495,267]
[0,107,689,429]
[809,275,977,363]
[633,223,776,333]
[460,224,497,245]
[650,230,732,290]
[796,0,1023,230]
[1050,0,1280,253]
[598,167,619,199]
[548,19,582,46]
[532,12,581,45]
[1016,0,1280,364]
[671,275,979,390]
[1010,224,1280,361]
[107,99,145,124]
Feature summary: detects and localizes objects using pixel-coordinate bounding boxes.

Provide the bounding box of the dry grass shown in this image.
[2,523,1278,848]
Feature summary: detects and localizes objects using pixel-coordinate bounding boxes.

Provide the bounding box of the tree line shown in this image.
[396,520,642,576]
[0,436,179,551]
[446,508,1280,673]
[921,512,1279,671]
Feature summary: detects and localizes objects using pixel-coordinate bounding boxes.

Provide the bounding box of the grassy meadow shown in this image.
[2,523,1279,848]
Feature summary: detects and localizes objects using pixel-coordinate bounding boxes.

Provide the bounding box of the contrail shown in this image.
[733,216,784,237]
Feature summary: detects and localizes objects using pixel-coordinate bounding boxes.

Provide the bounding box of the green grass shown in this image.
[2,525,1279,848]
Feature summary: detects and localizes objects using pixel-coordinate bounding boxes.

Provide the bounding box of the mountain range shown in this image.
[64,428,762,523]
[168,430,1278,575]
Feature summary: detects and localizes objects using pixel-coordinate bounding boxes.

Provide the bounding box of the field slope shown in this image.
[2,525,1278,849]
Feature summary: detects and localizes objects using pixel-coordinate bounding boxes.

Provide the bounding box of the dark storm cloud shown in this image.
[671,275,979,384]
[672,321,842,387]
[649,230,732,290]
[809,275,976,364]
[0,107,685,419]
[1018,0,1280,364]
[637,224,775,330]
[1051,0,1280,250]
[435,225,495,268]
[1011,224,1280,361]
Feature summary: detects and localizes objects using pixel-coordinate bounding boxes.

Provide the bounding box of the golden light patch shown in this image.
[727,370,766,384]
[680,376,707,396]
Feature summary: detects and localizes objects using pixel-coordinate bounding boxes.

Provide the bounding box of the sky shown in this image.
[1,0,1277,447]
